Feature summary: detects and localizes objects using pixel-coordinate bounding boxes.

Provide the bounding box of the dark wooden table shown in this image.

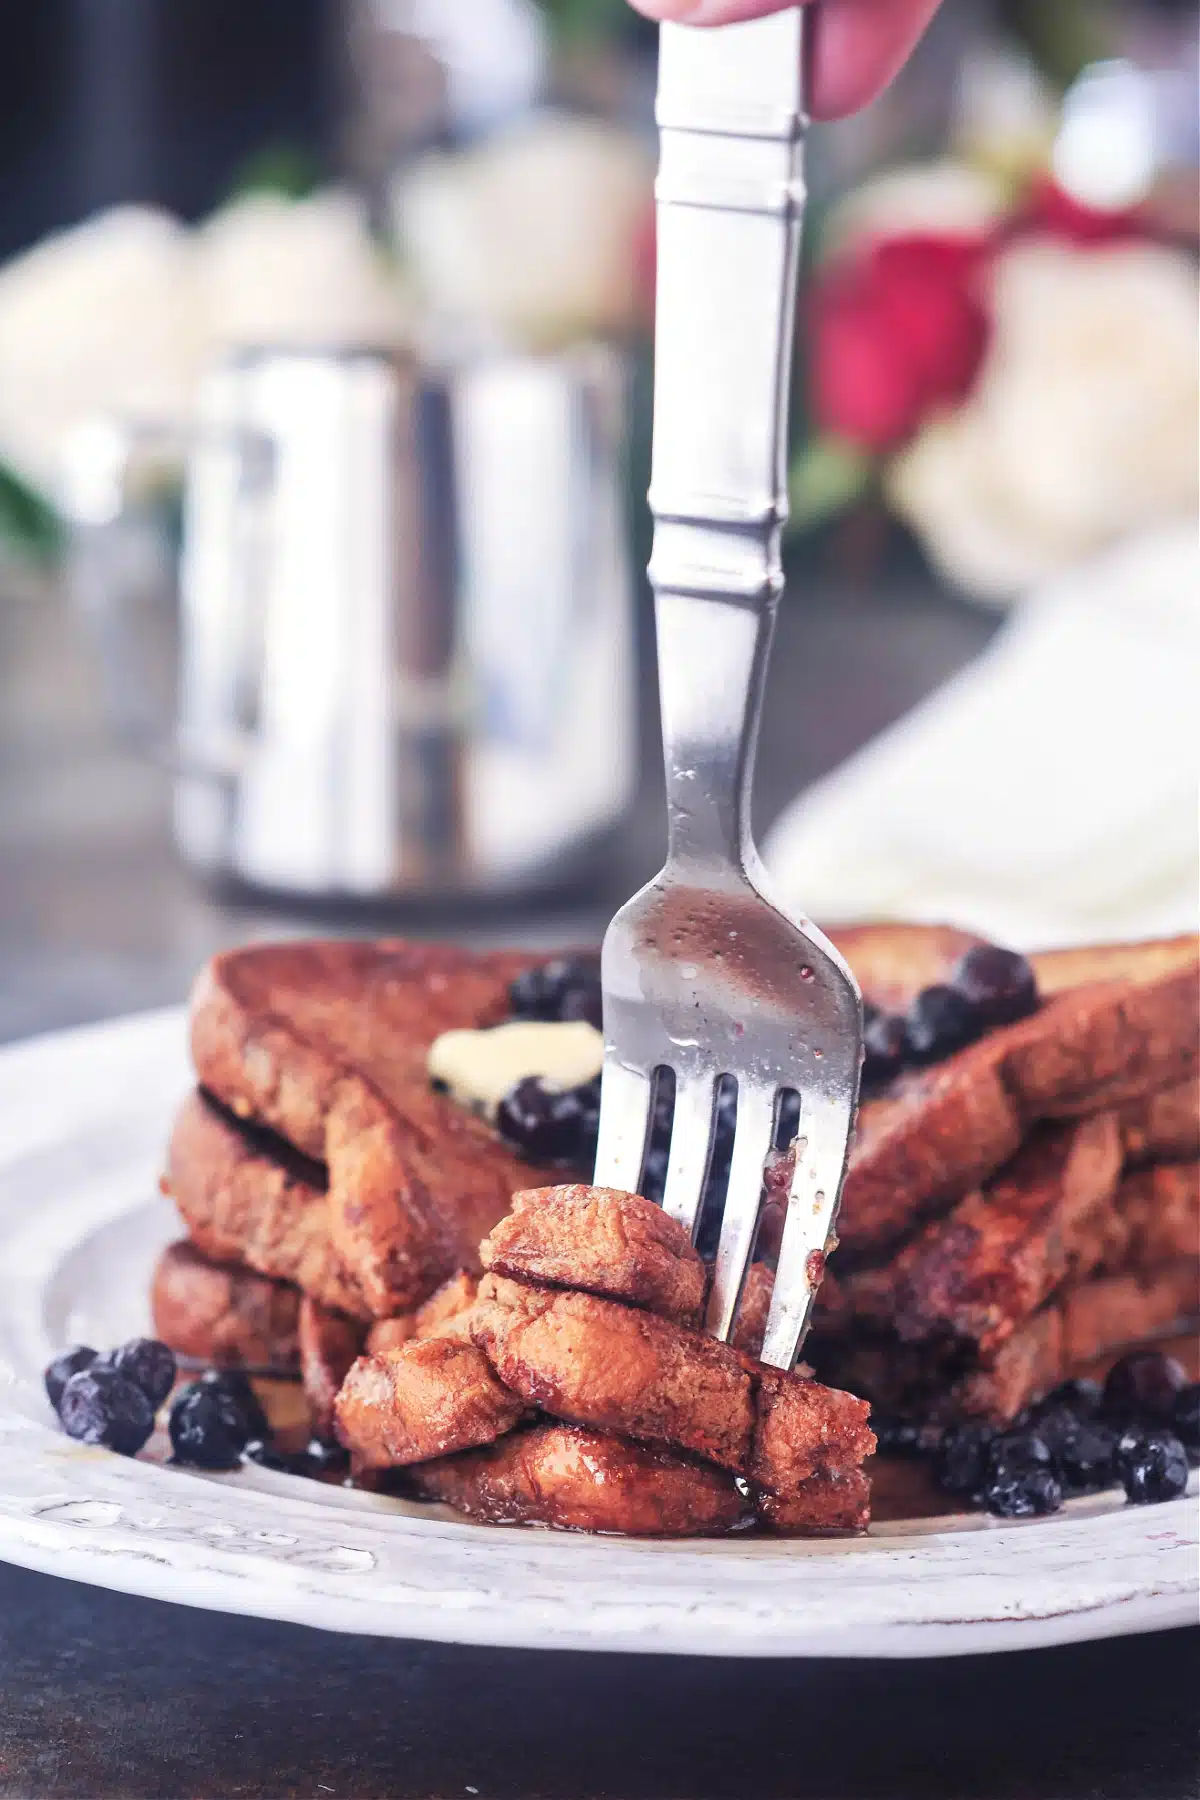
[2,565,1196,1800]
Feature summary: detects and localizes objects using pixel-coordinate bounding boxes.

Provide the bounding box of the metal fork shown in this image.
[593,9,862,1371]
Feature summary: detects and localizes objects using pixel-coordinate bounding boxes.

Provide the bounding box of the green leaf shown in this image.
[0,460,63,565]
[787,437,874,535]
[536,0,631,44]
[226,143,320,204]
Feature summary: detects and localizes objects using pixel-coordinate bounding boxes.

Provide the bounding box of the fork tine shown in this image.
[706,1082,778,1341]
[758,1090,856,1369]
[593,1057,654,1194]
[661,1069,717,1240]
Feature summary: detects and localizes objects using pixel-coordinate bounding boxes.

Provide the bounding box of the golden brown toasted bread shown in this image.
[335,1338,527,1468]
[469,1271,873,1492]
[298,1298,367,1440]
[835,1114,1124,1356]
[150,1239,301,1373]
[411,1423,752,1536]
[187,940,557,1314]
[819,1254,1199,1425]
[164,1091,372,1318]
[480,1185,707,1325]
[826,926,1198,1256]
[1116,1079,1200,1165]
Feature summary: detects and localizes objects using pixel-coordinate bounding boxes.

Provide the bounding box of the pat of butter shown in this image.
[428,1020,603,1118]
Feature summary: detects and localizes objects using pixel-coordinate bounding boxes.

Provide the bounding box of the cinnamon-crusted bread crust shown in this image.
[188,941,556,1314]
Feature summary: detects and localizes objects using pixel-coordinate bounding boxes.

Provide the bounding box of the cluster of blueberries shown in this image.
[862,944,1039,1090]
[495,945,1040,1176]
[498,955,605,1169]
[876,1350,1199,1517]
[44,1338,345,1476]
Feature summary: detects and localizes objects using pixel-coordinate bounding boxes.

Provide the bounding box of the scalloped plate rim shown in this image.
[0,1008,1195,1659]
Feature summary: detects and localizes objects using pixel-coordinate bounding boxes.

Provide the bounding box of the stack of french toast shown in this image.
[155,924,1198,1530]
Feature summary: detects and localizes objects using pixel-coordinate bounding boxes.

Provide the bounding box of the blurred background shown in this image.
[0,0,1196,1041]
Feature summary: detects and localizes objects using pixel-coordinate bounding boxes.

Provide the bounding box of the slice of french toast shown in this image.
[818,1254,1199,1425]
[187,941,560,1315]
[826,925,1198,1256]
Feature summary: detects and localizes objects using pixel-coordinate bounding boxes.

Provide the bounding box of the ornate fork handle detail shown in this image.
[648,12,808,876]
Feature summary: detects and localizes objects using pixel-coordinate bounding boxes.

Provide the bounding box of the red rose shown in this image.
[809,233,990,452]
[1018,175,1146,247]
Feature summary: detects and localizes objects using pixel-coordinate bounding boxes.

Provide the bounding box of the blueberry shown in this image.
[1102,1350,1186,1424]
[559,977,602,1031]
[987,1430,1053,1479]
[243,1438,303,1474]
[95,1338,176,1411]
[44,1345,97,1413]
[306,1436,350,1473]
[201,1368,269,1441]
[508,956,601,1026]
[496,1077,588,1164]
[863,1012,908,1086]
[934,1422,995,1496]
[507,964,564,1022]
[1032,1378,1103,1421]
[951,945,1039,1028]
[1034,1409,1117,1491]
[641,1146,669,1206]
[58,1367,155,1457]
[904,985,977,1063]
[984,1466,1063,1517]
[1120,1430,1190,1505]
[1171,1384,1200,1462]
[168,1380,250,1469]
[872,1415,924,1458]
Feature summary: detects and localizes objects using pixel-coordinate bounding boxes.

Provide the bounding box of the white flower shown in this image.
[395,111,653,349]
[197,190,412,351]
[888,238,1200,603]
[0,207,203,494]
[0,192,413,503]
[820,159,1010,261]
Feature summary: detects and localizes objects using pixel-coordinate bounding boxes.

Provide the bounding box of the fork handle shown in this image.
[648,11,807,871]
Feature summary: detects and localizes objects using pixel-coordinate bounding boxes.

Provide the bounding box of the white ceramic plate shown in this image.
[0,1010,1195,1659]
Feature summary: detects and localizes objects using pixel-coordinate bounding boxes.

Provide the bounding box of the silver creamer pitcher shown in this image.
[64,344,636,900]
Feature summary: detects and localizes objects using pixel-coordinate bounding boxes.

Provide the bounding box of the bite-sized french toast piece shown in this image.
[411,1423,752,1536]
[164,1092,372,1319]
[363,1272,480,1356]
[757,1468,872,1535]
[826,927,1198,1257]
[150,1239,301,1373]
[298,1298,367,1440]
[731,1261,775,1357]
[751,1368,875,1493]
[336,1339,524,1468]
[365,1316,417,1355]
[335,1338,526,1468]
[1116,1079,1200,1165]
[411,1271,480,1341]
[845,1115,1124,1356]
[471,1275,755,1473]
[188,940,558,1314]
[480,1186,707,1324]
[471,1274,872,1491]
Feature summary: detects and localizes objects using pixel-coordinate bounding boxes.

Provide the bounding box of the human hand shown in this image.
[628,0,944,119]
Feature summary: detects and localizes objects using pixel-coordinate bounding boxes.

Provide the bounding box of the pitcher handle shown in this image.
[60,413,274,780]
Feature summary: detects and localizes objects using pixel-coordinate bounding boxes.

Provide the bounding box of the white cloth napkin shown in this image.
[764,525,1200,950]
